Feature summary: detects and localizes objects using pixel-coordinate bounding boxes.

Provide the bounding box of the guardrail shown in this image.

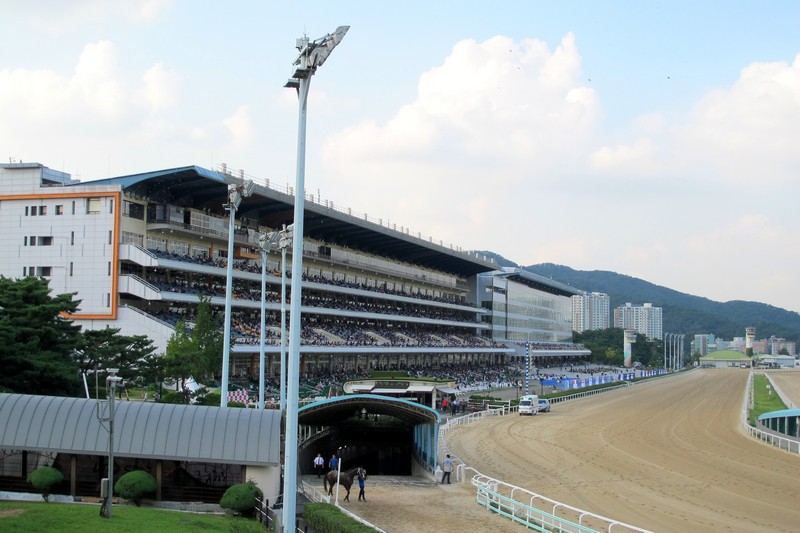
[300,479,387,532]
[743,371,800,455]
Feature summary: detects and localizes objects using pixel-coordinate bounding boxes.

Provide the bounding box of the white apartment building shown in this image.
[613,302,663,340]
[571,292,610,333]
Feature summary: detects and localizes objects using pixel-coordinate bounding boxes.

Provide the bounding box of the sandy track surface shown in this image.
[340,370,800,532]
[769,371,800,407]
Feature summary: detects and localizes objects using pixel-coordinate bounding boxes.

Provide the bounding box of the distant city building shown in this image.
[571,292,610,333]
[692,333,716,357]
[613,302,663,340]
[767,336,796,356]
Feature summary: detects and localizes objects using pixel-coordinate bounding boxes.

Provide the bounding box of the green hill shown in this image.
[470,251,800,341]
[524,263,800,342]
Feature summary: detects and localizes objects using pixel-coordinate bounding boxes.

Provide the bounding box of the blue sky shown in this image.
[3,1,800,316]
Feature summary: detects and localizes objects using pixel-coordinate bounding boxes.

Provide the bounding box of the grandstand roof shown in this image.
[82,166,497,278]
[0,393,281,466]
[490,267,582,297]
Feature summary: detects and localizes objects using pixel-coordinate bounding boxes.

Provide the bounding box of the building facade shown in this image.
[1,162,530,382]
[613,302,663,341]
[571,292,610,333]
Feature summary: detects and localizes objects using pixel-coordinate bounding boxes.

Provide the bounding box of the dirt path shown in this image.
[769,371,800,407]
[343,370,800,532]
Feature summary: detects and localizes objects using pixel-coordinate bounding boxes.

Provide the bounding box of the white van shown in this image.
[518,394,539,416]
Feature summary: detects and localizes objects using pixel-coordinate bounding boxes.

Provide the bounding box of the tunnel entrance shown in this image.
[298,394,440,477]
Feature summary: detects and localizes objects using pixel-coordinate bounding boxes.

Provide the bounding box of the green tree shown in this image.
[75,328,157,396]
[0,276,82,396]
[163,298,224,402]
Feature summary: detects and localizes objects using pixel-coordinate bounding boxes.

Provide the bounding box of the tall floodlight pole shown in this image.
[221,180,255,408]
[278,224,293,411]
[258,231,279,409]
[283,25,349,533]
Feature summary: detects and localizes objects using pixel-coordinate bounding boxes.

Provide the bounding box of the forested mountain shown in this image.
[472,251,800,342]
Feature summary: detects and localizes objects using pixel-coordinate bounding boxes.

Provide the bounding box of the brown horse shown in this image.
[323,466,366,502]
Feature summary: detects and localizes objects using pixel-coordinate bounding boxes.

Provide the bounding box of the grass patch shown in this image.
[0,501,264,532]
[749,374,788,426]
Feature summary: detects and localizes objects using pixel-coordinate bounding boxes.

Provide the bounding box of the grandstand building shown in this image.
[0,162,588,384]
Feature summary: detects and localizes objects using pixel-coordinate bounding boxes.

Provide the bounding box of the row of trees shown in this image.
[573,327,676,367]
[0,276,222,400]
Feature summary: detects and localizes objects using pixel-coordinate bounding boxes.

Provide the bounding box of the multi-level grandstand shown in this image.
[0,162,587,389]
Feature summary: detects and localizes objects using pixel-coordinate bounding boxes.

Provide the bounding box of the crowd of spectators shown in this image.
[146,248,476,310]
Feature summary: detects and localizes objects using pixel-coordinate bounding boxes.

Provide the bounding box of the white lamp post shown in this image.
[257,231,280,409]
[282,25,349,533]
[220,179,255,408]
[277,224,293,411]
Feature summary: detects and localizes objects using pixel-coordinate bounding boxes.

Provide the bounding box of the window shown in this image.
[108,262,112,276]
[31,206,38,216]
[70,232,74,246]
[122,200,144,220]
[39,206,47,215]
[28,266,34,276]
[37,267,52,277]
[29,236,36,246]
[87,198,101,214]
[106,293,111,308]
[69,262,73,277]
[23,236,27,246]
[108,230,112,245]
[25,206,29,216]
[109,199,114,214]
[71,201,75,215]
[38,237,53,246]
[55,205,63,215]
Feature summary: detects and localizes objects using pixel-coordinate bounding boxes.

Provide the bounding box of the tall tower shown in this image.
[623,329,637,368]
[745,327,756,357]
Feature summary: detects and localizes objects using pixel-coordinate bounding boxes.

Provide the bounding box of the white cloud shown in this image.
[674,54,800,186]
[222,105,256,150]
[590,138,660,176]
[141,62,182,111]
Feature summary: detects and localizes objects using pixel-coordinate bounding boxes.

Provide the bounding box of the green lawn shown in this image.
[749,374,788,426]
[0,501,265,532]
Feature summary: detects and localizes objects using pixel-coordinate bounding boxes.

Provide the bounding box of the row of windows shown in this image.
[24,236,53,246]
[22,262,112,277]
[23,198,114,217]
[21,231,113,246]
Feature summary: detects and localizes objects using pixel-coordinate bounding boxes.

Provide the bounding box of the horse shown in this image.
[323,466,366,502]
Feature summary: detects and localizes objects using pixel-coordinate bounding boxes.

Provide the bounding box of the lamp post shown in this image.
[257,231,280,409]
[99,369,123,519]
[283,25,349,533]
[220,179,255,408]
[277,224,293,411]
[335,445,345,506]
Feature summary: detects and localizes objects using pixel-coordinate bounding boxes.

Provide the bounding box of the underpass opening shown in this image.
[298,394,441,476]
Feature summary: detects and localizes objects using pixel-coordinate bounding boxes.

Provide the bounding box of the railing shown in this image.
[120,304,174,329]
[216,163,496,262]
[743,371,800,455]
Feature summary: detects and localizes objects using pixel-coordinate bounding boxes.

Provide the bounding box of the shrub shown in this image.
[26,466,64,502]
[114,470,157,506]
[220,481,262,516]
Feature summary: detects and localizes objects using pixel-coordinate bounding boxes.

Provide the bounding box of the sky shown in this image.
[3,1,800,313]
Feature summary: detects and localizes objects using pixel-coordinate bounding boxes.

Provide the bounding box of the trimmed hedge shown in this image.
[220,481,262,516]
[303,502,376,533]
[27,466,63,502]
[115,470,157,505]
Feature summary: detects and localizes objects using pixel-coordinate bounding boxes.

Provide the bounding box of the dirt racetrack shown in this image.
[342,370,800,533]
